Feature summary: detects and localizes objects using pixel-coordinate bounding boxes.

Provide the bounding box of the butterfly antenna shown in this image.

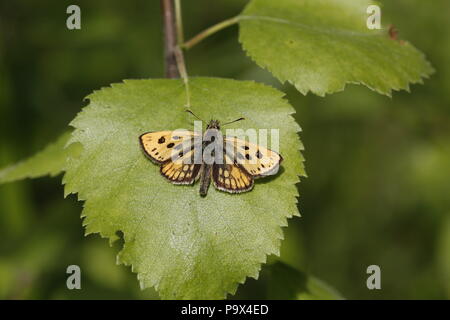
[185,109,204,121]
[222,117,245,126]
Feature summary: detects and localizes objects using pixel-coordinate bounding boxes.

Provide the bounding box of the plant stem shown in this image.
[160,0,179,78]
[161,0,191,107]
[182,16,241,50]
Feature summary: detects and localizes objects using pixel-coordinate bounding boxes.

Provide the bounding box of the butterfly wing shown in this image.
[160,148,202,185]
[224,137,283,178]
[139,130,198,164]
[212,162,254,194]
[140,130,202,184]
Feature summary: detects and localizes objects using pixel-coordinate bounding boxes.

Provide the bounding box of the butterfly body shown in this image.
[140,119,282,197]
[198,120,220,196]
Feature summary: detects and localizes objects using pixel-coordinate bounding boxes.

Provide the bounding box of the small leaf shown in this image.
[239,0,434,96]
[266,261,344,300]
[63,78,304,299]
[0,132,80,184]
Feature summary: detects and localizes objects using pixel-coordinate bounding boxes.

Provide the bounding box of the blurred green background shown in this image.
[0,0,449,299]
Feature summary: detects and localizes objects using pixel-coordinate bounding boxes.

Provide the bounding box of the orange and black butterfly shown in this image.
[139,110,283,197]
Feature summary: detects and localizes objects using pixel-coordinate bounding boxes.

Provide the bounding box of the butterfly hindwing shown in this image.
[161,162,201,185]
[212,163,254,194]
[139,130,198,163]
[224,137,282,178]
[160,148,202,184]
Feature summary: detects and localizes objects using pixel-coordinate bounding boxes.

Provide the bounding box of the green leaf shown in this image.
[239,0,434,96]
[266,262,344,300]
[0,132,80,184]
[63,78,304,299]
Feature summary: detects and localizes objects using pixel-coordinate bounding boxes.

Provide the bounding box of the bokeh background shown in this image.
[0,0,449,299]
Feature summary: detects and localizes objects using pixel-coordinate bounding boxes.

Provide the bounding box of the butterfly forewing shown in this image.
[140,130,198,163]
[224,137,282,178]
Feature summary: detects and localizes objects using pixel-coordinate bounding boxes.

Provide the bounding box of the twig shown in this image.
[160,0,191,108]
[160,0,179,78]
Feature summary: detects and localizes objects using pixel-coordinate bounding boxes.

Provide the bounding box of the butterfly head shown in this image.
[207,119,220,130]
[186,109,245,129]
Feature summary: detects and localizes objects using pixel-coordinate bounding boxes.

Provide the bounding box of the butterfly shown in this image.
[139,110,283,197]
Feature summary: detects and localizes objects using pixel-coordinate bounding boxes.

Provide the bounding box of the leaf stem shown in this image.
[182,16,241,50]
[175,46,191,108]
[174,0,184,45]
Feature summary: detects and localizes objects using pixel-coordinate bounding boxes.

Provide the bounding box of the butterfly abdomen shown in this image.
[199,164,212,197]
